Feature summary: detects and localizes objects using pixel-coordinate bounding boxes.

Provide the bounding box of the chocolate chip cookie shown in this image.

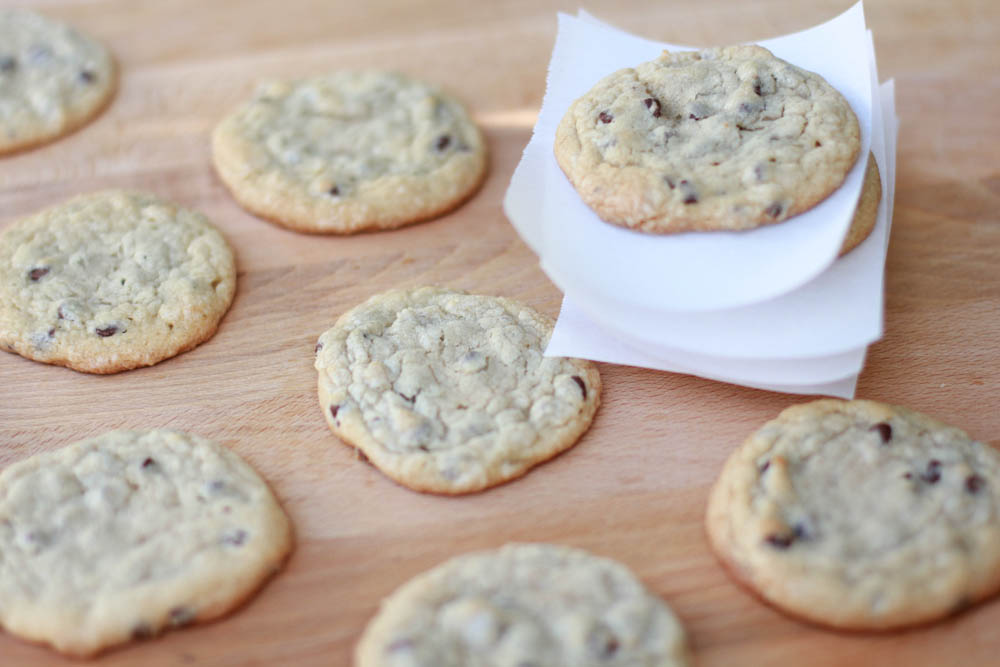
[0,190,237,373]
[0,9,116,154]
[356,543,691,666]
[314,287,601,494]
[212,71,487,233]
[555,45,860,234]
[0,429,292,656]
[706,399,1000,630]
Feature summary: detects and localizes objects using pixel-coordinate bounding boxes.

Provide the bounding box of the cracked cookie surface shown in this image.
[0,9,116,154]
[0,190,236,374]
[555,45,860,234]
[356,543,690,667]
[0,429,292,656]
[315,287,601,494]
[706,399,1000,630]
[212,70,487,234]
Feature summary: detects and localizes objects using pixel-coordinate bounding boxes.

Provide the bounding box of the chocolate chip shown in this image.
[588,624,620,659]
[141,457,156,469]
[643,98,661,117]
[435,135,451,151]
[169,606,195,627]
[571,375,587,399]
[922,459,942,484]
[903,472,913,480]
[815,141,822,147]
[870,422,892,444]
[966,474,984,494]
[598,111,613,124]
[222,529,248,546]
[753,79,763,96]
[765,524,806,549]
[397,391,416,403]
[759,460,771,474]
[765,202,783,219]
[356,448,370,464]
[665,177,675,189]
[57,306,65,319]
[417,445,430,452]
[131,623,154,640]
[315,341,324,353]
[687,103,712,121]
[79,69,96,84]
[330,405,340,420]
[95,325,118,337]
[47,328,55,338]
[328,185,340,196]
[679,180,698,205]
[29,267,49,281]
[0,56,16,73]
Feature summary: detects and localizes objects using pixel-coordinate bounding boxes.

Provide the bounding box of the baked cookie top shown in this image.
[0,9,116,154]
[0,190,236,374]
[356,543,691,666]
[555,45,860,234]
[212,70,487,234]
[706,399,1000,630]
[315,287,601,494]
[0,429,292,656]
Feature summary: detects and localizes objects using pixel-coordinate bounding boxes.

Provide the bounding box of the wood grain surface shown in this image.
[2,0,999,664]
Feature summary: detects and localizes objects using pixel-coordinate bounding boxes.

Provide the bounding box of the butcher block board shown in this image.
[2,0,999,664]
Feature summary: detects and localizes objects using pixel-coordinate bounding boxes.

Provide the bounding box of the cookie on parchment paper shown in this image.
[706,399,1000,630]
[212,71,487,234]
[0,429,292,656]
[838,152,881,256]
[0,8,116,155]
[356,543,691,666]
[0,190,236,374]
[555,45,860,234]
[314,287,601,494]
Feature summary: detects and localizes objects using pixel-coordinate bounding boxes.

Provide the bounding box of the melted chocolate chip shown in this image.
[870,422,892,444]
[330,405,340,420]
[643,97,662,117]
[222,529,248,546]
[665,177,676,190]
[47,328,55,338]
[315,341,324,353]
[765,203,783,219]
[966,474,984,494]
[922,459,942,484]
[753,79,763,96]
[815,141,822,148]
[0,56,16,73]
[759,460,771,474]
[435,135,451,151]
[79,69,96,84]
[328,185,340,196]
[571,375,587,399]
[57,306,66,319]
[598,111,613,124]
[131,623,154,640]
[141,457,156,469]
[169,606,195,627]
[95,325,118,337]
[29,267,49,281]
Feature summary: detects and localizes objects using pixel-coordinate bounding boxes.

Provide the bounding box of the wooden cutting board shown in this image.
[2,0,999,664]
